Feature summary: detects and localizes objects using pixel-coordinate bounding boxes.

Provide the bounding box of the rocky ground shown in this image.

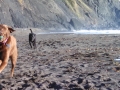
[0,33,120,90]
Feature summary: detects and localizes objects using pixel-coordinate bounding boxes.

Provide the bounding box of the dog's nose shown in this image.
[0,31,2,34]
[0,33,2,36]
[0,31,3,35]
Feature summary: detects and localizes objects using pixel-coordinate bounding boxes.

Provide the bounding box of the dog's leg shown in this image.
[0,53,9,73]
[10,53,17,77]
[33,40,36,49]
[34,43,36,49]
[29,41,32,48]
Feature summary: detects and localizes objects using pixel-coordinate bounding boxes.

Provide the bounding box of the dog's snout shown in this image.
[0,31,3,36]
[0,33,2,36]
[0,30,1,33]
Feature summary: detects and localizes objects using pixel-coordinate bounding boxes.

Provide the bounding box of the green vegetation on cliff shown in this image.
[62,0,93,19]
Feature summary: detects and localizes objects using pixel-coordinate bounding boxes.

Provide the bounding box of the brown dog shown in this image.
[0,24,17,77]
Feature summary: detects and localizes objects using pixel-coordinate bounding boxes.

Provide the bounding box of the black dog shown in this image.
[29,29,36,49]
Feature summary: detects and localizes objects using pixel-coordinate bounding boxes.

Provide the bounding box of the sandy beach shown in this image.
[0,31,120,90]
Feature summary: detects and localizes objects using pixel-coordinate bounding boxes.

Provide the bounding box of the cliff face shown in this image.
[0,0,120,30]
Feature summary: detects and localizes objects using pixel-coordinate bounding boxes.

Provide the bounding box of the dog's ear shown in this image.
[3,24,15,33]
[8,27,15,33]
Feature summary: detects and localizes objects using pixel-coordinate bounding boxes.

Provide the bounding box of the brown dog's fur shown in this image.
[0,24,17,77]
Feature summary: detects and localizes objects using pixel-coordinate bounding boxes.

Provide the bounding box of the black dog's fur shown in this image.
[29,29,36,49]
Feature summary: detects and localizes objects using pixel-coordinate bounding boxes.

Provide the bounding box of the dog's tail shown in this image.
[30,29,33,33]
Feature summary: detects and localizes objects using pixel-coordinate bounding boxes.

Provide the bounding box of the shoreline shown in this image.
[13,28,120,35]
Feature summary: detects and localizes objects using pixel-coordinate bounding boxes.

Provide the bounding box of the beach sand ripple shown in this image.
[0,34,120,90]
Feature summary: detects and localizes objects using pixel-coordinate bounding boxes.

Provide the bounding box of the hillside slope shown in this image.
[0,0,120,30]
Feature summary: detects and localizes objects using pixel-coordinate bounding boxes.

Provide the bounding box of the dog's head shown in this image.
[0,24,15,42]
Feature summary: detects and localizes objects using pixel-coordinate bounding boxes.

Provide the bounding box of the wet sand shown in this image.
[0,31,120,90]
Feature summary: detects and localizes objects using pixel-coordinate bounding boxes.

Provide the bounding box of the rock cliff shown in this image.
[0,0,120,30]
